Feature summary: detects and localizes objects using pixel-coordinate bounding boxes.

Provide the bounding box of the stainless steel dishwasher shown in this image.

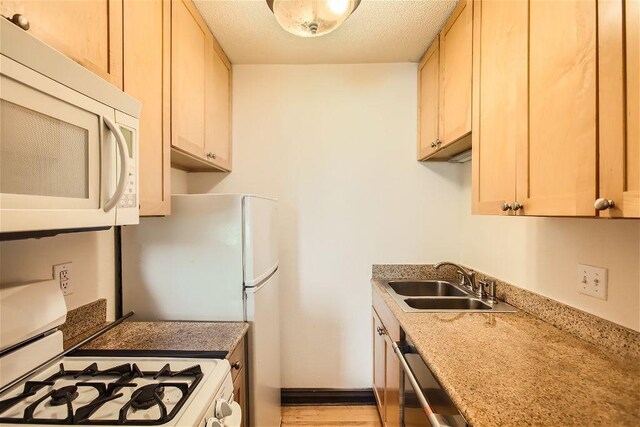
[393,336,467,427]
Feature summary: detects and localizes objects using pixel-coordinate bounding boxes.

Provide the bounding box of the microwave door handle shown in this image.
[392,342,452,427]
[103,116,130,212]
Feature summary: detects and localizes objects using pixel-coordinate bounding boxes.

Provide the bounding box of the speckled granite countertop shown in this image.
[372,279,640,426]
[78,321,249,358]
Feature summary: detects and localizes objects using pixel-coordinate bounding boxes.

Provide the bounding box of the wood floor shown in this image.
[281,405,382,426]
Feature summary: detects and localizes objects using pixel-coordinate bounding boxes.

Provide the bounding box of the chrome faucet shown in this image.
[435,262,483,298]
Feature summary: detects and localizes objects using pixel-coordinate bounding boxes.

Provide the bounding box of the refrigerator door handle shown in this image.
[245,266,278,291]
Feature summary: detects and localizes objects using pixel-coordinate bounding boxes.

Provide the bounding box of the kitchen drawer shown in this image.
[373,286,400,342]
[228,337,245,383]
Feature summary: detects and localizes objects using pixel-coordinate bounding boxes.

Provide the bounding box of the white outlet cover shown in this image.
[53,262,73,296]
[577,264,607,300]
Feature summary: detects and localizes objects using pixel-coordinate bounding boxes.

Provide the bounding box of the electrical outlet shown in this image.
[577,264,607,300]
[53,262,73,296]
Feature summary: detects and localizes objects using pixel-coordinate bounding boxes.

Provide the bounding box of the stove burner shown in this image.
[0,362,203,425]
[49,386,79,406]
[130,384,165,410]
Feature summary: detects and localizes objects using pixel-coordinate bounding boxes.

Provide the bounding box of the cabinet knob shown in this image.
[500,203,512,212]
[376,326,386,336]
[231,361,241,370]
[6,14,29,30]
[511,202,523,211]
[207,152,217,160]
[594,198,615,210]
[436,139,442,146]
[430,141,437,148]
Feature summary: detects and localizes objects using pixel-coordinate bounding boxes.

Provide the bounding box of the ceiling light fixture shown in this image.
[266,0,362,38]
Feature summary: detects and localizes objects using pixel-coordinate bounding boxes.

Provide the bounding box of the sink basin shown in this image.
[404,297,492,311]
[380,278,517,312]
[388,280,467,297]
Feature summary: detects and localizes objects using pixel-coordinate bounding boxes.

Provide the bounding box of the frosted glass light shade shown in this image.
[267,0,361,37]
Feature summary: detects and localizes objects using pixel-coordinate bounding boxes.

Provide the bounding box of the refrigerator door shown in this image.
[243,196,278,287]
[245,269,281,427]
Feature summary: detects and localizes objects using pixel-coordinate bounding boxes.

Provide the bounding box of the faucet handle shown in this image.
[455,270,468,288]
[479,280,497,304]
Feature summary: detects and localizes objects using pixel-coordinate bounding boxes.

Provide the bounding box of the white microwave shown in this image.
[0,18,140,234]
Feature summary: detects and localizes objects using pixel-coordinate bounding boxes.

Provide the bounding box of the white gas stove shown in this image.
[0,281,240,427]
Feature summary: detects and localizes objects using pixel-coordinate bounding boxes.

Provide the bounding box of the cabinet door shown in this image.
[232,366,247,427]
[204,46,232,171]
[440,0,472,147]
[418,40,440,160]
[171,0,209,159]
[471,0,527,214]
[384,335,399,427]
[518,0,597,216]
[0,0,123,88]
[372,310,386,422]
[599,0,639,217]
[623,0,640,216]
[124,0,171,216]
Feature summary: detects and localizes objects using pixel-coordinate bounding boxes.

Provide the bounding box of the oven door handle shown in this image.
[392,342,453,427]
[103,115,130,212]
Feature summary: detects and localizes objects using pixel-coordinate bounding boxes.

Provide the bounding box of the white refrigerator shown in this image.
[121,194,281,427]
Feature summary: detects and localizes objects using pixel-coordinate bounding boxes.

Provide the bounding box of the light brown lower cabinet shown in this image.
[229,336,247,427]
[372,289,400,427]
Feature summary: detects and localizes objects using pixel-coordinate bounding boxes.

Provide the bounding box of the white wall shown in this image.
[0,230,117,320]
[459,164,640,331]
[189,64,465,388]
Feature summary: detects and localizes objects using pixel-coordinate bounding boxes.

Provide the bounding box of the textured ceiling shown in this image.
[193,0,458,64]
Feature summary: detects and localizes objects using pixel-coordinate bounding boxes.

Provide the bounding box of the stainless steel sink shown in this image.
[388,280,467,297]
[404,297,492,310]
[382,279,517,313]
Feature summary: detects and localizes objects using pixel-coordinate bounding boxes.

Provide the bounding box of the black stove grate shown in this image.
[0,362,204,425]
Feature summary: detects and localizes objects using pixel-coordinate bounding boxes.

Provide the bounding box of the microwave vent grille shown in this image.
[0,99,89,199]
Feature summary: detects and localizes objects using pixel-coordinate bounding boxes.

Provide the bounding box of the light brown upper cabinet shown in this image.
[440,0,473,148]
[471,0,526,214]
[473,0,638,218]
[598,0,639,218]
[519,0,598,216]
[418,0,472,161]
[123,0,171,216]
[204,43,233,171]
[0,0,123,88]
[417,40,440,160]
[170,0,232,172]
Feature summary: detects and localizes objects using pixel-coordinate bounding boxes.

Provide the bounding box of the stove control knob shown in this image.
[205,417,223,427]
[215,399,233,418]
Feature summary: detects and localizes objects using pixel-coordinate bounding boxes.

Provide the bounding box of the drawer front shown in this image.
[372,286,400,342]
[228,337,245,382]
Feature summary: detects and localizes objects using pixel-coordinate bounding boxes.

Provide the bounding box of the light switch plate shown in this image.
[53,262,73,296]
[577,264,607,300]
